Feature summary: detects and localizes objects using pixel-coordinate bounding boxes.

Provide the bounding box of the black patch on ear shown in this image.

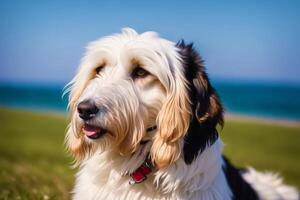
[176,41,224,164]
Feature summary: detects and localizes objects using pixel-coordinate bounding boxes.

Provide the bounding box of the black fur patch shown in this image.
[176,41,224,164]
[223,156,259,200]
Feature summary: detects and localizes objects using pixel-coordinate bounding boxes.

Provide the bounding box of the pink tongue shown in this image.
[83,125,101,137]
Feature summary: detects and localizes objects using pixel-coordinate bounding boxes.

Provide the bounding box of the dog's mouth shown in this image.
[82,124,106,139]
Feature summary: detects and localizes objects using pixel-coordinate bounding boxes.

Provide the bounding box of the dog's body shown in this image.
[66,28,298,200]
[73,139,232,200]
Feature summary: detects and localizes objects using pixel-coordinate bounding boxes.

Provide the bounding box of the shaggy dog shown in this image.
[65,28,298,200]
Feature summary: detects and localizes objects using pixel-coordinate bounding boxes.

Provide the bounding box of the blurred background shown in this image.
[0,0,299,199]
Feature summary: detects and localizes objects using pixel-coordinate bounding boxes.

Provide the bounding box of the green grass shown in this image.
[0,107,299,199]
[0,108,74,200]
[222,119,300,189]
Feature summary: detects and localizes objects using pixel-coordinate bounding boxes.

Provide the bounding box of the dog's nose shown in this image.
[77,100,99,120]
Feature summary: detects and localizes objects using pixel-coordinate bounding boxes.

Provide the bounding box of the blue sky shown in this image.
[0,0,299,84]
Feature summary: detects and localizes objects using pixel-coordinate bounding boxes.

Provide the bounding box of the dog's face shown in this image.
[66,28,223,168]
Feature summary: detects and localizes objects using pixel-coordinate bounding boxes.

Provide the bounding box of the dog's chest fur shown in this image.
[72,139,232,200]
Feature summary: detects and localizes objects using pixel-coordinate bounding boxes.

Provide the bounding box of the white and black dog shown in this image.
[65,28,298,200]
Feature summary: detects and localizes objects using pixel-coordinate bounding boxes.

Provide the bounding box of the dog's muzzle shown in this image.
[77,80,150,142]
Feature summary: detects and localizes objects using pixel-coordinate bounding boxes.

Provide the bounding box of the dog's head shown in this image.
[65,28,223,168]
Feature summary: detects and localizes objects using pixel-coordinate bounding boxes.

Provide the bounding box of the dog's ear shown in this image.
[177,41,224,164]
[151,90,191,168]
[65,84,89,166]
[150,54,191,169]
[64,65,98,166]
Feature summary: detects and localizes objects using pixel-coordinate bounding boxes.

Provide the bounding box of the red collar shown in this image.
[129,156,153,185]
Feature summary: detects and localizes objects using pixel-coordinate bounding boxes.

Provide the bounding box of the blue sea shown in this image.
[0,81,300,121]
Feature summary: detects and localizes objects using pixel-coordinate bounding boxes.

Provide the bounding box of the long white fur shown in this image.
[243,168,299,200]
[68,28,299,200]
[73,139,232,200]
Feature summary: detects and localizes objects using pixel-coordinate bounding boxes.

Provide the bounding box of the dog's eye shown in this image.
[95,66,103,74]
[132,67,149,79]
